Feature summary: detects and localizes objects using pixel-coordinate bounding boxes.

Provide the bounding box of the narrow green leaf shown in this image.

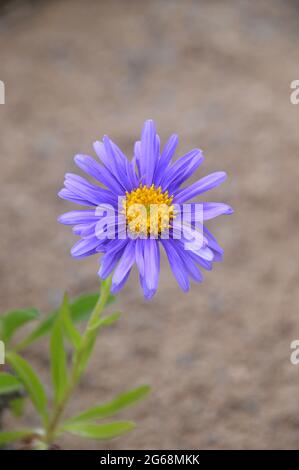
[50,302,68,406]
[15,315,55,350]
[76,312,121,378]
[67,385,150,423]
[62,421,135,440]
[0,429,33,446]
[88,312,121,332]
[70,292,115,323]
[15,291,115,351]
[61,293,81,350]
[75,336,96,380]
[10,397,25,417]
[6,351,48,425]
[0,372,23,395]
[1,308,39,344]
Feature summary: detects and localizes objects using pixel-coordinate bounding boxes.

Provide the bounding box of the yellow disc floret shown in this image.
[123,184,175,237]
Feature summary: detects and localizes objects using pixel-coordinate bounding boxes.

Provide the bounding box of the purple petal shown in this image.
[173,241,203,283]
[98,240,128,279]
[64,173,118,206]
[58,210,99,225]
[135,238,145,277]
[112,241,136,290]
[154,134,178,185]
[161,240,189,292]
[187,250,213,271]
[58,188,94,206]
[202,202,233,220]
[167,153,204,195]
[74,154,126,194]
[134,141,142,178]
[102,136,132,189]
[143,239,160,293]
[71,236,102,258]
[141,120,158,186]
[105,238,129,256]
[139,274,156,300]
[196,246,214,261]
[160,149,203,192]
[177,238,214,271]
[93,140,111,170]
[125,157,139,190]
[111,270,131,294]
[203,226,224,261]
[72,223,96,237]
[174,172,227,203]
[155,134,160,158]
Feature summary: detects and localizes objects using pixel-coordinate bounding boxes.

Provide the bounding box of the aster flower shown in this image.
[58,120,233,299]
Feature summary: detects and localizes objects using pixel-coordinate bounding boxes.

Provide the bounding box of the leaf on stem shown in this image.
[61,293,81,350]
[0,429,33,446]
[66,385,150,423]
[70,291,115,323]
[0,372,23,395]
[50,298,68,406]
[0,308,39,344]
[6,351,48,426]
[87,311,121,333]
[16,291,115,350]
[9,397,26,417]
[62,421,135,440]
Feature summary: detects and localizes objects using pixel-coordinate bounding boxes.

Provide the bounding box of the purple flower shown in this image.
[58,120,233,299]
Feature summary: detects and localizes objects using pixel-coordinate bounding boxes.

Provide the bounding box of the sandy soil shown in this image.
[1,0,299,449]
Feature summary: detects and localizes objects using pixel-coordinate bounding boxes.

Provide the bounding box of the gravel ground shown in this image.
[1,0,299,449]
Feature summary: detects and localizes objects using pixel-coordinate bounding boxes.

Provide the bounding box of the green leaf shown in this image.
[70,292,115,323]
[74,317,110,380]
[0,308,39,344]
[6,351,48,425]
[87,311,121,333]
[50,300,68,406]
[74,336,97,380]
[15,291,115,351]
[10,397,25,417]
[61,293,81,350]
[62,421,135,440]
[76,312,121,379]
[67,385,150,423]
[0,429,33,446]
[15,316,55,350]
[0,372,23,395]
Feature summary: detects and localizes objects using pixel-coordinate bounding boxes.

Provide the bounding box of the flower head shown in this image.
[58,120,233,299]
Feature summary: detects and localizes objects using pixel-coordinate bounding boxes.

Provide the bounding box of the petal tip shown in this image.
[57,189,66,199]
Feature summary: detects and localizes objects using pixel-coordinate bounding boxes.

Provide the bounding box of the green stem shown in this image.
[45,276,112,445]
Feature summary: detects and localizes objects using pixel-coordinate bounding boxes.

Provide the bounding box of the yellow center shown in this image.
[123,184,175,237]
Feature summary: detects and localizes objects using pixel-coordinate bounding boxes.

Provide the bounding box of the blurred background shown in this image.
[1,0,299,450]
